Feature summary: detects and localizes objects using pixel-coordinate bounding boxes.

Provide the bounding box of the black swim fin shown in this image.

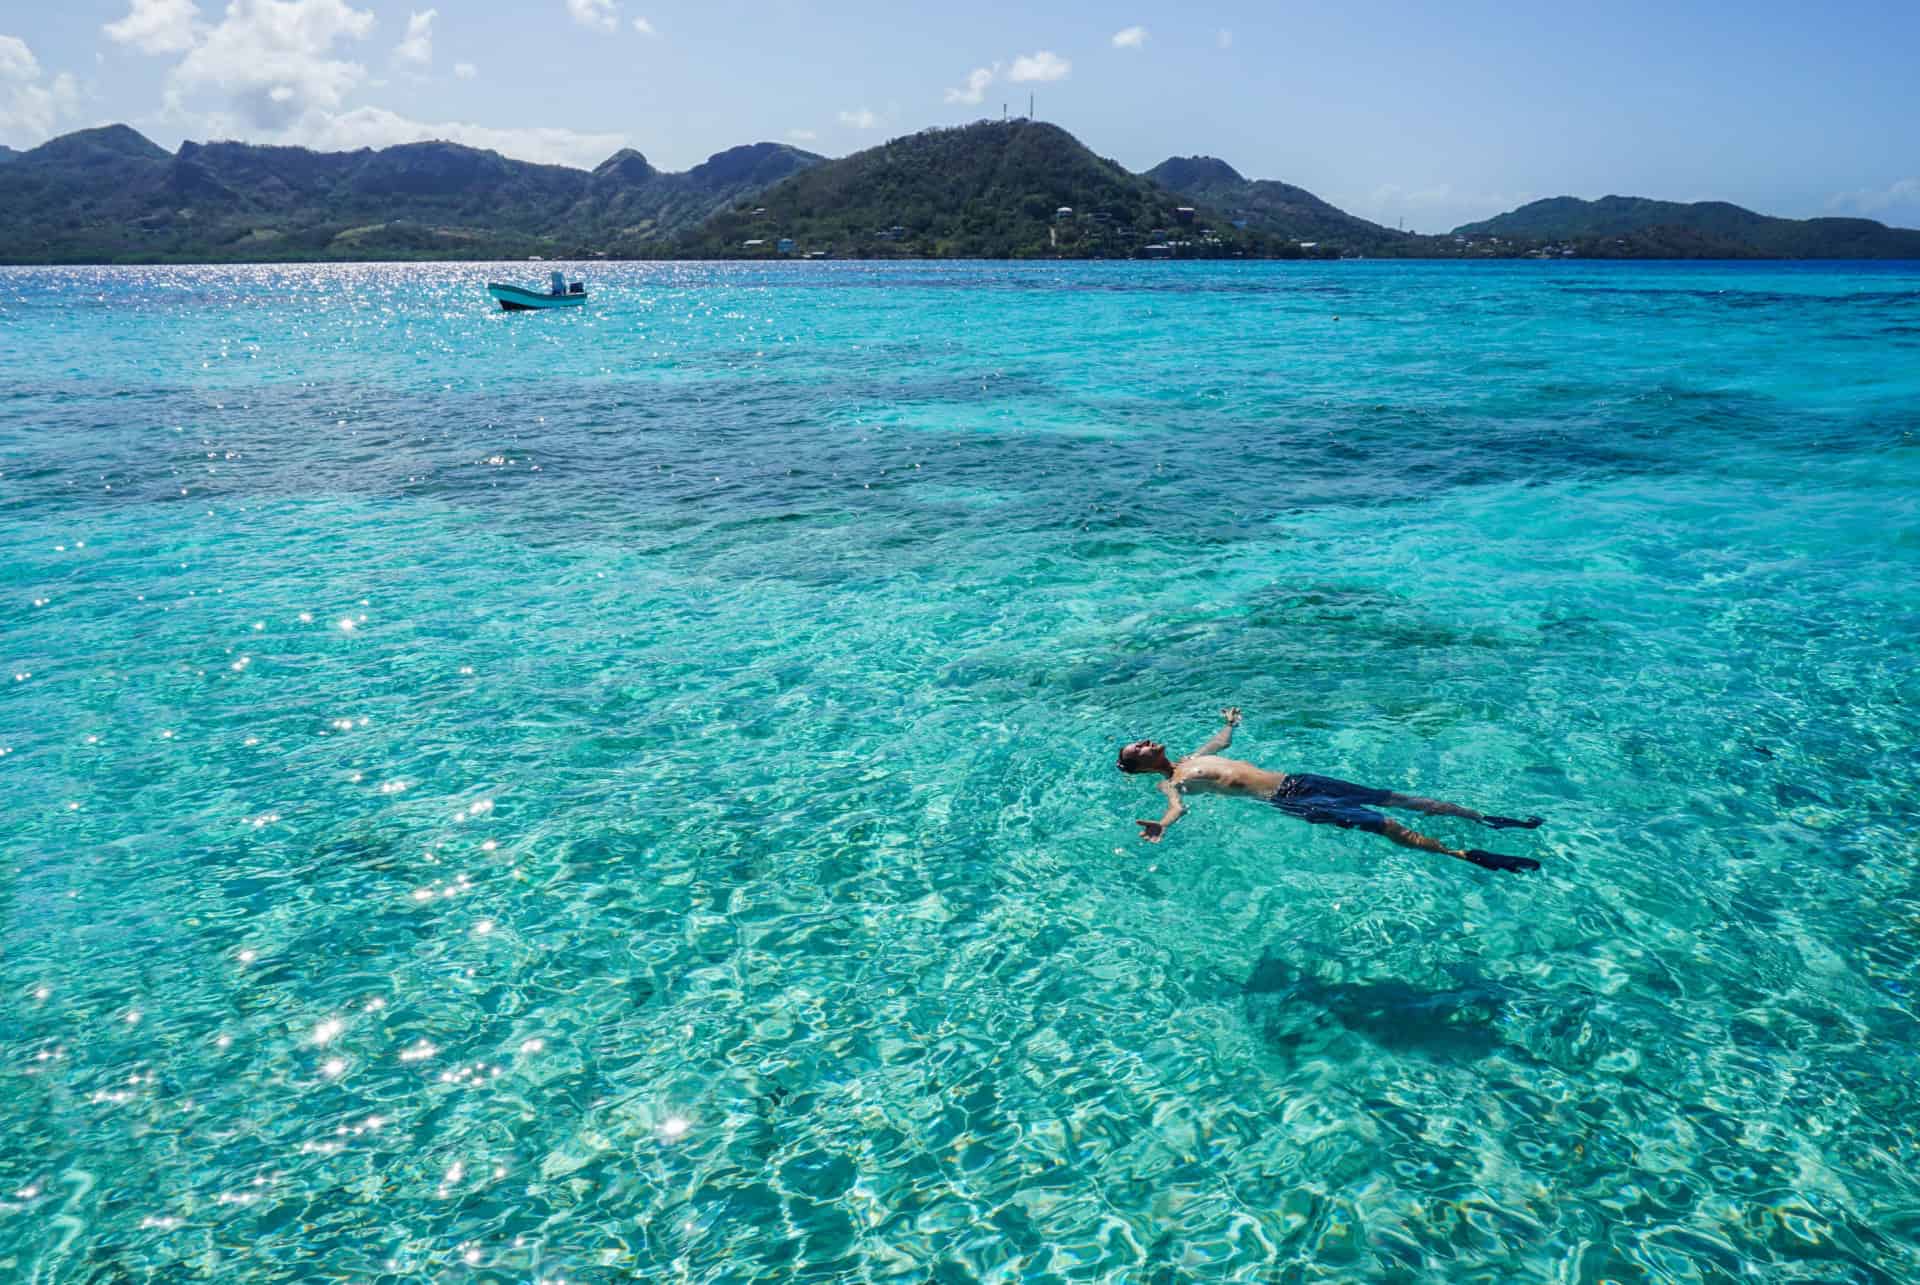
[1484,814,1544,830]
[1461,848,1541,873]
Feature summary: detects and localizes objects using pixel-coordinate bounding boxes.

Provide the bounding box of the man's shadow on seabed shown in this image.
[1238,950,1511,1064]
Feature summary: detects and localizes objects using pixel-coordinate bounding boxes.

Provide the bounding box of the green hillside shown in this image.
[1454,195,1920,258]
[1144,155,1409,252]
[675,120,1283,259]
[0,127,821,263]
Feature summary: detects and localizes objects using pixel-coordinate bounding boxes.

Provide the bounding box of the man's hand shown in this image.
[1136,820,1165,843]
[1221,706,1243,727]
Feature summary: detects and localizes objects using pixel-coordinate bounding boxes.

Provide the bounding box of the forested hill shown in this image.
[1143,155,1409,252]
[1454,195,1920,258]
[673,120,1294,259]
[0,126,821,263]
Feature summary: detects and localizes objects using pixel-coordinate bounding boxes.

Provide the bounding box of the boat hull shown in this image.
[487,283,586,311]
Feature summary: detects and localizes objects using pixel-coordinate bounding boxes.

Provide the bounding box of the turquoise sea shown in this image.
[2,260,1918,1282]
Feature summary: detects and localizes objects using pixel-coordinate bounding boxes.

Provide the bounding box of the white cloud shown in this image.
[393,9,434,65]
[170,0,376,129]
[277,104,625,169]
[565,0,617,32]
[631,16,656,36]
[944,64,996,106]
[1216,29,1233,49]
[89,0,643,170]
[0,36,82,146]
[1111,26,1146,49]
[947,49,1064,105]
[838,107,878,129]
[1007,50,1069,83]
[1828,177,1920,222]
[786,128,815,141]
[0,36,37,83]
[103,0,203,55]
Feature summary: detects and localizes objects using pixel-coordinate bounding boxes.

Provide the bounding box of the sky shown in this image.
[3,0,1917,232]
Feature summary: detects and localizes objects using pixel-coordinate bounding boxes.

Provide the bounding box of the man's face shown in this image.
[1121,740,1165,772]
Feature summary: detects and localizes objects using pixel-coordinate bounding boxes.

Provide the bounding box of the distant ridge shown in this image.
[1454,194,1920,258]
[592,148,656,184]
[0,125,822,263]
[1146,156,1247,190]
[30,124,172,167]
[1143,155,1407,251]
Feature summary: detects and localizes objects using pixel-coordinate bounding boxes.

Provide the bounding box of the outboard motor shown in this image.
[550,270,566,295]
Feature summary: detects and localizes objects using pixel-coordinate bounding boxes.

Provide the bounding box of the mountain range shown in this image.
[1,121,1916,263]
[0,124,821,262]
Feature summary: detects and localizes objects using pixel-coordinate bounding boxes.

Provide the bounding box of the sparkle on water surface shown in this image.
[1,260,1917,1281]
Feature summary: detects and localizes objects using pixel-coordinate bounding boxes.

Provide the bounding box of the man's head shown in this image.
[1117,739,1173,776]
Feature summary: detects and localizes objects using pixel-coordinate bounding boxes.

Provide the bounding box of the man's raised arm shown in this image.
[1188,706,1243,758]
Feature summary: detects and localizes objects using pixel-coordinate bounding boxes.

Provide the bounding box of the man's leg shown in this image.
[1277,790,1540,873]
[1365,816,1541,873]
[1376,789,1542,831]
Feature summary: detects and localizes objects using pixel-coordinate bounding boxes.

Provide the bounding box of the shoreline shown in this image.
[5,255,1919,268]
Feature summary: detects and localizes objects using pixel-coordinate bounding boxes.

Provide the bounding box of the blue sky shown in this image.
[3,0,1917,231]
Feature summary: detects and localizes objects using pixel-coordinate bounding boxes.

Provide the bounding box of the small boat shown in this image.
[488,271,586,311]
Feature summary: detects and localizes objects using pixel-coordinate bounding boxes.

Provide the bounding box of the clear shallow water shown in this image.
[1,259,1917,1282]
